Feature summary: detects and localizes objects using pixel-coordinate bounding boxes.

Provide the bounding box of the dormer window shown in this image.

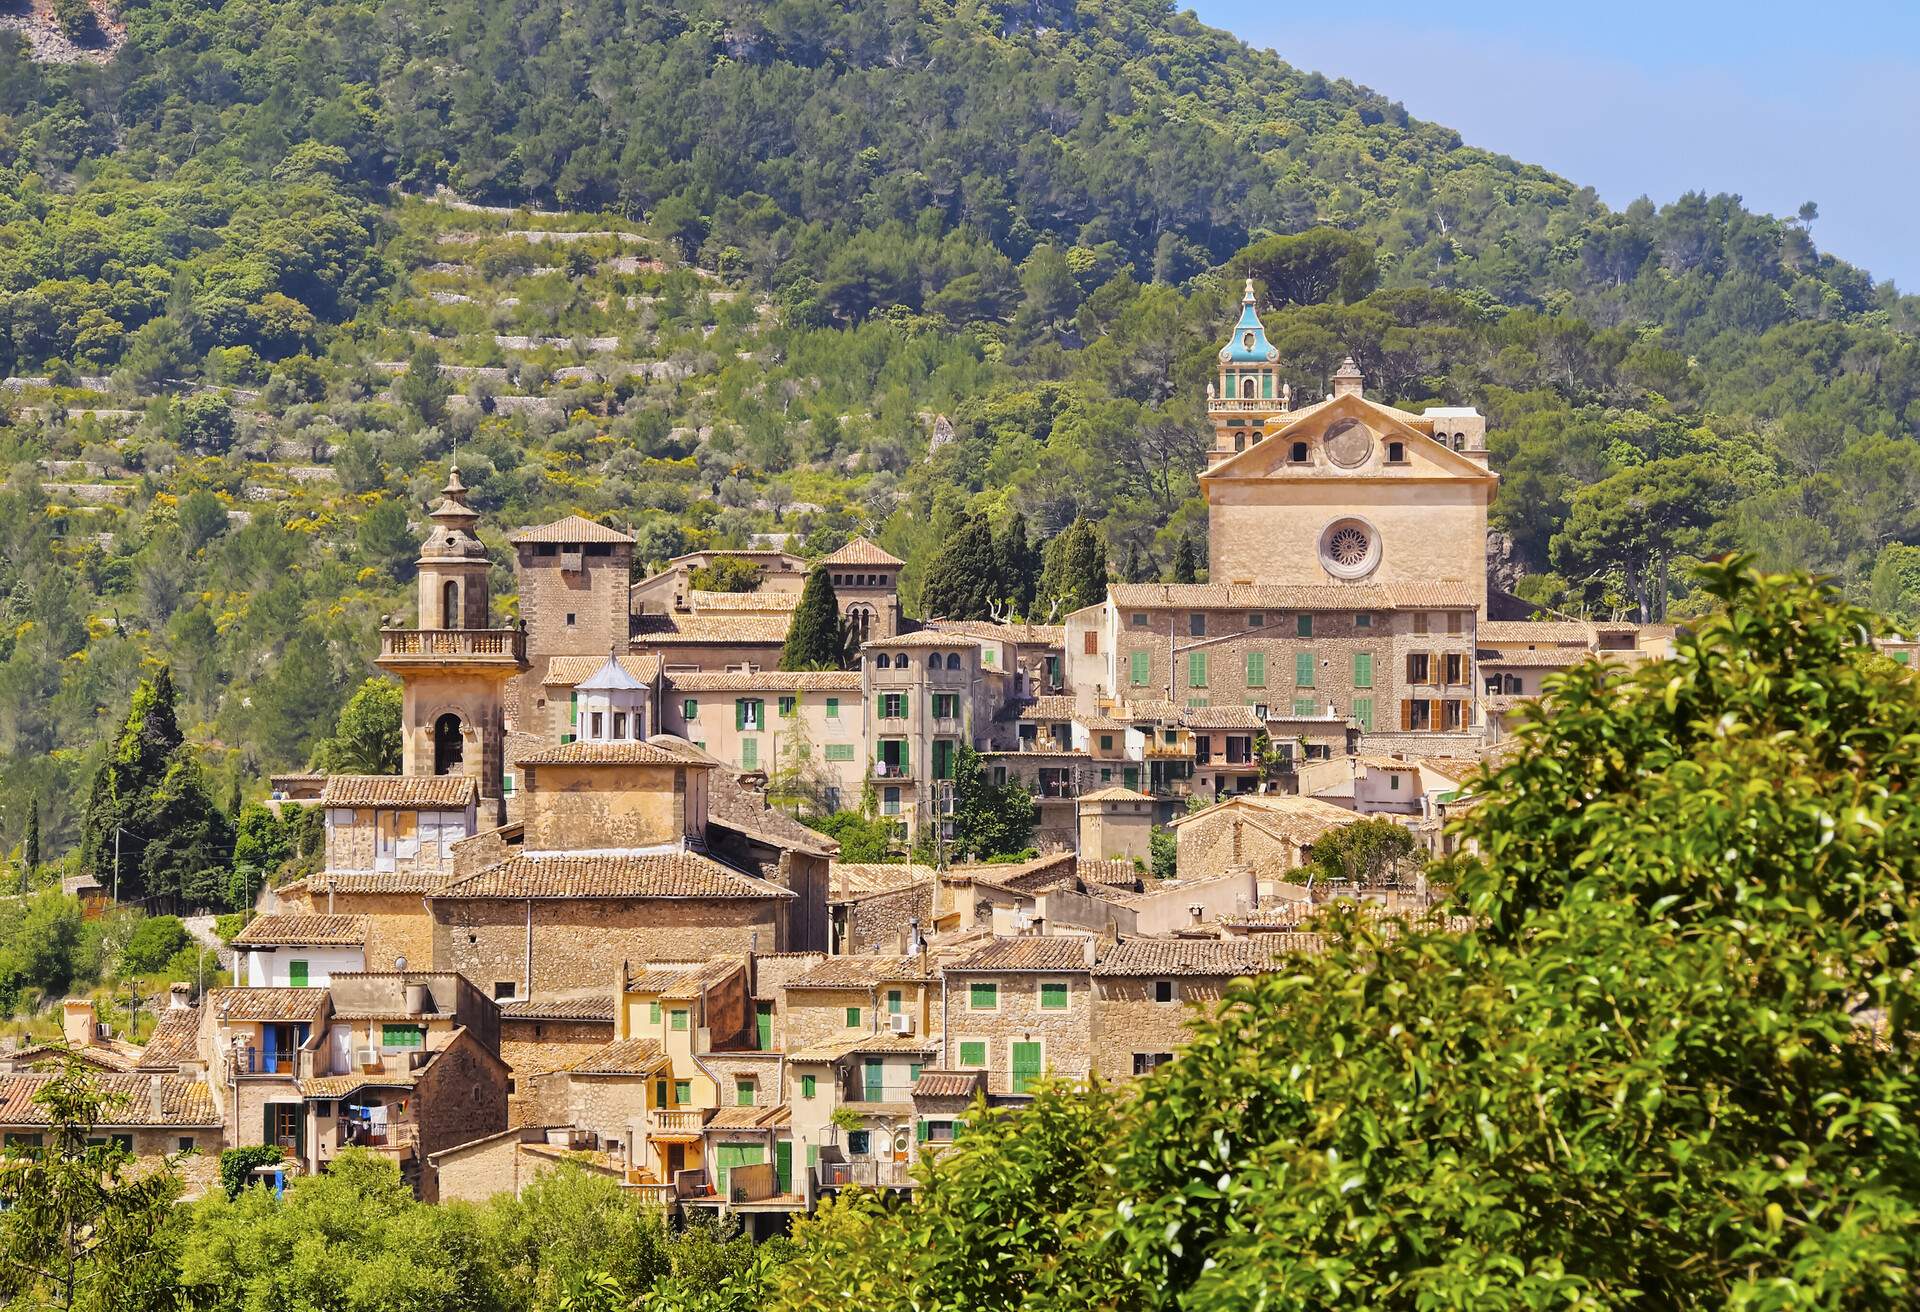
[1290,441,1309,463]
[1387,441,1406,463]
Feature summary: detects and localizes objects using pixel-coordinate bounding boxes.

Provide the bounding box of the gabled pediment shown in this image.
[1202,392,1493,483]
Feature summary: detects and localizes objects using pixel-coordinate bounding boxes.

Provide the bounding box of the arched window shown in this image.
[1234,432,1246,452]
[894,653,908,667]
[433,713,464,776]
[874,652,889,669]
[946,653,962,670]
[441,580,459,629]
[1453,432,1467,450]
[1241,377,1256,399]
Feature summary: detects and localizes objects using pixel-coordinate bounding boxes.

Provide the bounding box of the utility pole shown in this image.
[122,978,148,1043]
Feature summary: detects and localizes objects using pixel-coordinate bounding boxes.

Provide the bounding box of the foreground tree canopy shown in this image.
[771,561,1920,1309]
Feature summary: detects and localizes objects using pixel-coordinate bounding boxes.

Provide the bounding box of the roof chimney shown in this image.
[149,1075,167,1123]
[168,982,194,1010]
[1331,356,1365,399]
[62,999,98,1049]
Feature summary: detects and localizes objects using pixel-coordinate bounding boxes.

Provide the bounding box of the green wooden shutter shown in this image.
[1011,1042,1043,1095]
[1353,697,1374,733]
[736,1079,754,1107]
[1245,651,1265,688]
[755,1002,773,1051]
[1130,650,1149,685]
[916,1119,929,1143]
[1294,697,1317,716]
[740,738,758,769]
[970,981,996,1010]
[735,699,746,731]
[1040,981,1068,1010]
[648,1001,661,1025]
[1187,651,1208,687]
[801,1073,816,1098]
[863,1060,883,1101]
[1353,652,1373,688]
[1295,650,1315,688]
[570,692,578,727]
[826,696,839,718]
[775,1140,792,1193]
[959,1041,986,1067]
[288,960,308,988]
[683,698,697,721]
[1296,614,1313,637]
[845,1006,861,1028]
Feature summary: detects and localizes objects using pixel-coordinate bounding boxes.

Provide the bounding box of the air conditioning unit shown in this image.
[889,1013,914,1036]
[355,1047,381,1070]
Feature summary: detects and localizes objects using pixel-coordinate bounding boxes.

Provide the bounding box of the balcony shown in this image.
[647,1108,712,1137]
[871,760,915,782]
[845,1082,921,1105]
[814,1159,916,1191]
[1207,397,1281,415]
[377,627,527,665]
[1141,740,1193,760]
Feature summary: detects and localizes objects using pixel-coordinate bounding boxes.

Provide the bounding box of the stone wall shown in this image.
[944,971,1092,1094]
[837,882,932,955]
[1174,812,1302,889]
[701,1052,782,1108]
[430,897,783,996]
[1089,977,1235,1080]
[432,1127,550,1204]
[499,1017,611,1081]
[415,1029,512,1199]
[519,762,687,849]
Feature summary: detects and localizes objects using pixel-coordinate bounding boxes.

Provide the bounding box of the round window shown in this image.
[1318,517,1382,580]
[1323,418,1374,469]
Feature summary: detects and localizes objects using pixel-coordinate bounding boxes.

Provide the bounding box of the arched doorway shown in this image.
[1241,376,1256,399]
[433,713,464,776]
[441,580,459,628]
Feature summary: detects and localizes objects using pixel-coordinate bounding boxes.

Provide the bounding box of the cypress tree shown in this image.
[80,666,186,887]
[142,754,234,910]
[782,566,850,670]
[1173,534,1199,583]
[1044,519,1109,613]
[20,799,37,893]
[920,514,997,620]
[994,513,1037,616]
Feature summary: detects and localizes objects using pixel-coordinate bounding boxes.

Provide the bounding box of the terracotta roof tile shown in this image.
[231,914,367,948]
[687,589,802,612]
[1078,786,1153,803]
[1015,696,1079,721]
[829,864,934,900]
[1181,705,1265,730]
[708,777,838,856]
[630,615,791,645]
[1477,621,1592,644]
[570,1037,669,1076]
[205,987,331,1023]
[1166,794,1359,844]
[136,1008,202,1071]
[500,996,616,1022]
[665,670,861,692]
[912,1070,986,1099]
[858,630,982,651]
[517,740,702,767]
[787,1033,939,1061]
[1093,936,1316,976]
[298,1072,419,1099]
[819,537,904,567]
[434,853,792,900]
[0,1074,220,1127]
[1078,858,1142,888]
[624,959,743,998]
[1107,582,1476,611]
[542,654,663,687]
[309,871,446,896]
[320,776,478,809]
[788,955,936,989]
[947,937,1090,973]
[508,514,635,545]
[922,619,1062,645]
[703,1104,791,1129]
[1478,648,1590,668]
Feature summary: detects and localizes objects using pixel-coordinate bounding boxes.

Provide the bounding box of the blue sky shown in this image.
[1190,1,1920,290]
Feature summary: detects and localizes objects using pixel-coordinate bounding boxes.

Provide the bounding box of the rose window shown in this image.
[1328,525,1369,567]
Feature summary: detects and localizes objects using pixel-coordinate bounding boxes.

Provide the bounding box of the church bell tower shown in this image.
[376,467,529,823]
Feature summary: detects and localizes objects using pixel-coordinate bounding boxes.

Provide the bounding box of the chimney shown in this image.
[149,1075,167,1123]
[62,999,98,1049]
[1331,356,1364,399]
[168,982,194,1010]
[1188,904,1205,927]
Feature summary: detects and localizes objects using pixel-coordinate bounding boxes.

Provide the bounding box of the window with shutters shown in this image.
[736,699,763,731]
[1353,697,1375,733]
[778,696,796,717]
[1353,652,1373,688]
[1404,700,1433,731]
[288,960,309,988]
[1039,981,1069,1010]
[736,1078,755,1106]
[958,1040,987,1068]
[1187,651,1208,687]
[740,738,758,769]
[1444,652,1465,685]
[1413,612,1430,635]
[1293,697,1317,716]
[824,743,855,762]
[648,1001,661,1025]
[1447,611,1463,635]
[1444,699,1465,730]
[1129,650,1150,685]
[844,1005,862,1028]
[669,1008,689,1032]
[970,981,998,1011]
[1010,1041,1043,1095]
[932,692,959,719]
[1245,651,1265,687]
[381,1024,424,1049]
[1189,613,1206,637]
[674,1079,691,1103]
[825,696,839,719]
[879,693,905,718]
[1295,650,1315,688]
[682,698,698,721]
[1083,631,1098,655]
[1407,652,1431,683]
[801,1074,817,1098]
[1296,614,1313,637]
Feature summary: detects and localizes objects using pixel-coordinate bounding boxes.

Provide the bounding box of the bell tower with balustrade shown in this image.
[375,467,529,823]
[1206,279,1295,464]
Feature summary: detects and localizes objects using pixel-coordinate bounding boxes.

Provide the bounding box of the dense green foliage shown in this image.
[767,562,1920,1308]
[1302,814,1417,886]
[945,744,1036,861]
[779,567,849,671]
[307,677,403,775]
[3,0,1919,877]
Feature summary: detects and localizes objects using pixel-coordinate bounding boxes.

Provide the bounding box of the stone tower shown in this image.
[376,467,529,823]
[1206,279,1292,461]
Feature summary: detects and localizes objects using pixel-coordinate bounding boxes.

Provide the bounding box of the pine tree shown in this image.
[1173,535,1199,583]
[781,567,850,670]
[310,678,404,774]
[80,667,186,886]
[920,514,997,620]
[993,514,1037,616]
[140,755,234,911]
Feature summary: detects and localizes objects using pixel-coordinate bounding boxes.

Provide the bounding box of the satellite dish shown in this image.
[394,956,408,971]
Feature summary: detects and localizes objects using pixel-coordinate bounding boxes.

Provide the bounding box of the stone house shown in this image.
[232,914,368,987]
[1299,755,1424,816]
[0,1071,222,1171]
[318,775,479,888]
[819,537,905,645]
[786,1032,937,1195]
[828,866,936,956]
[859,631,999,844]
[660,670,865,809]
[940,937,1095,1097]
[1087,937,1312,1080]
[1076,786,1154,864]
[908,1068,986,1155]
[781,954,941,1055]
[630,548,811,617]
[1167,794,1359,896]
[496,995,615,1126]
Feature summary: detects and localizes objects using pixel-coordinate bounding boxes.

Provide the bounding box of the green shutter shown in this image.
[779,696,795,717]
[959,1041,986,1067]
[1188,651,1208,687]
[1296,614,1313,637]
[863,1060,883,1101]
[846,1006,861,1028]
[683,698,697,721]
[737,1079,754,1107]
[1295,650,1315,688]
[801,1074,816,1098]
[648,1001,661,1025]
[1011,1042,1043,1095]
[775,1140,792,1193]
[741,738,758,769]
[756,1002,773,1051]
[287,960,308,988]
[1294,697,1317,717]
[1040,982,1068,1010]
[826,696,839,718]
[1353,697,1374,733]
[970,981,997,1010]
[1353,652,1373,688]
[876,695,886,719]
[887,989,903,1014]
[825,743,854,762]
[735,700,745,731]
[570,692,578,727]
[916,1119,929,1143]
[1245,651,1265,688]
[1130,650,1149,685]
[670,1009,688,1032]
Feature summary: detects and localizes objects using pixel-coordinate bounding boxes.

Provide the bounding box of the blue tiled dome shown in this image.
[1219,279,1277,365]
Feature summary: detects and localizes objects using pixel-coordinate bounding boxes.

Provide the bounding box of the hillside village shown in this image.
[8,285,1842,1218]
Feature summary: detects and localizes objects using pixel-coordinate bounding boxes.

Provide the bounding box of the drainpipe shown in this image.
[940,969,950,1070]
[523,899,533,998]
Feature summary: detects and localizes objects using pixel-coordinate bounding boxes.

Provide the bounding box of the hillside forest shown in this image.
[3,0,1920,880]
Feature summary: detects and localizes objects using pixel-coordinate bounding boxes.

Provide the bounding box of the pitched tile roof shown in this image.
[1477,648,1590,668]
[542,654,663,687]
[0,1074,220,1127]
[630,615,792,645]
[298,1072,419,1099]
[516,740,703,767]
[1077,858,1143,888]
[708,777,838,857]
[434,853,793,900]
[703,1104,792,1129]
[913,1070,985,1099]
[1106,582,1475,611]
[500,995,616,1022]
[664,670,861,692]
[231,914,368,948]
[1094,936,1316,976]
[1015,696,1079,721]
[1078,786,1154,803]
[859,630,982,650]
[787,1033,940,1061]
[205,987,331,1023]
[819,537,903,567]
[1166,794,1359,844]
[687,589,803,612]
[947,937,1090,973]
[508,514,635,545]
[922,619,1063,645]
[788,955,936,989]
[829,863,935,900]
[1181,705,1266,730]
[307,870,446,896]
[570,1037,669,1076]
[137,1008,203,1071]
[6,1042,141,1074]
[320,775,478,809]
[625,958,743,998]
[1476,621,1593,644]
